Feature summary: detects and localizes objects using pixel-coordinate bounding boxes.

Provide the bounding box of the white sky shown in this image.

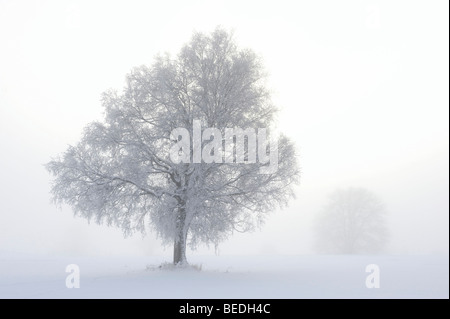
[0,0,448,257]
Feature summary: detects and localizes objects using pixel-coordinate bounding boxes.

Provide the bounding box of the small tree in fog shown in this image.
[314,188,389,254]
[46,28,299,265]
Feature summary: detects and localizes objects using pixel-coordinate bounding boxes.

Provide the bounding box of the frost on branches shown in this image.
[46,28,299,265]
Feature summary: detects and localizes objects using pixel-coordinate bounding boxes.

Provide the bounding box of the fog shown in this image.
[0,0,448,258]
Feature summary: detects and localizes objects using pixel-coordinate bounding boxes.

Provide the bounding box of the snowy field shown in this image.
[0,252,447,299]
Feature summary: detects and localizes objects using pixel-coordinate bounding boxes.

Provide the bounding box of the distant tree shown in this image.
[46,28,299,265]
[314,188,389,254]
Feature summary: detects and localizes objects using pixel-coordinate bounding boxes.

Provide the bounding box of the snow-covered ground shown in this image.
[0,252,447,299]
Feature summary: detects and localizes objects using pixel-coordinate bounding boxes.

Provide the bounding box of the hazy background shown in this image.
[0,0,448,258]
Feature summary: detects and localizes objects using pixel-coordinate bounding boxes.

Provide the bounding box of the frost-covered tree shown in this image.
[46,28,299,264]
[314,188,389,254]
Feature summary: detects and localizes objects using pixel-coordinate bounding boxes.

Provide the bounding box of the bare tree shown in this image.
[314,188,389,254]
[46,28,299,265]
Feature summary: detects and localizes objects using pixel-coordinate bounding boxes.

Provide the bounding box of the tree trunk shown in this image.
[173,234,187,265]
[173,206,187,265]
